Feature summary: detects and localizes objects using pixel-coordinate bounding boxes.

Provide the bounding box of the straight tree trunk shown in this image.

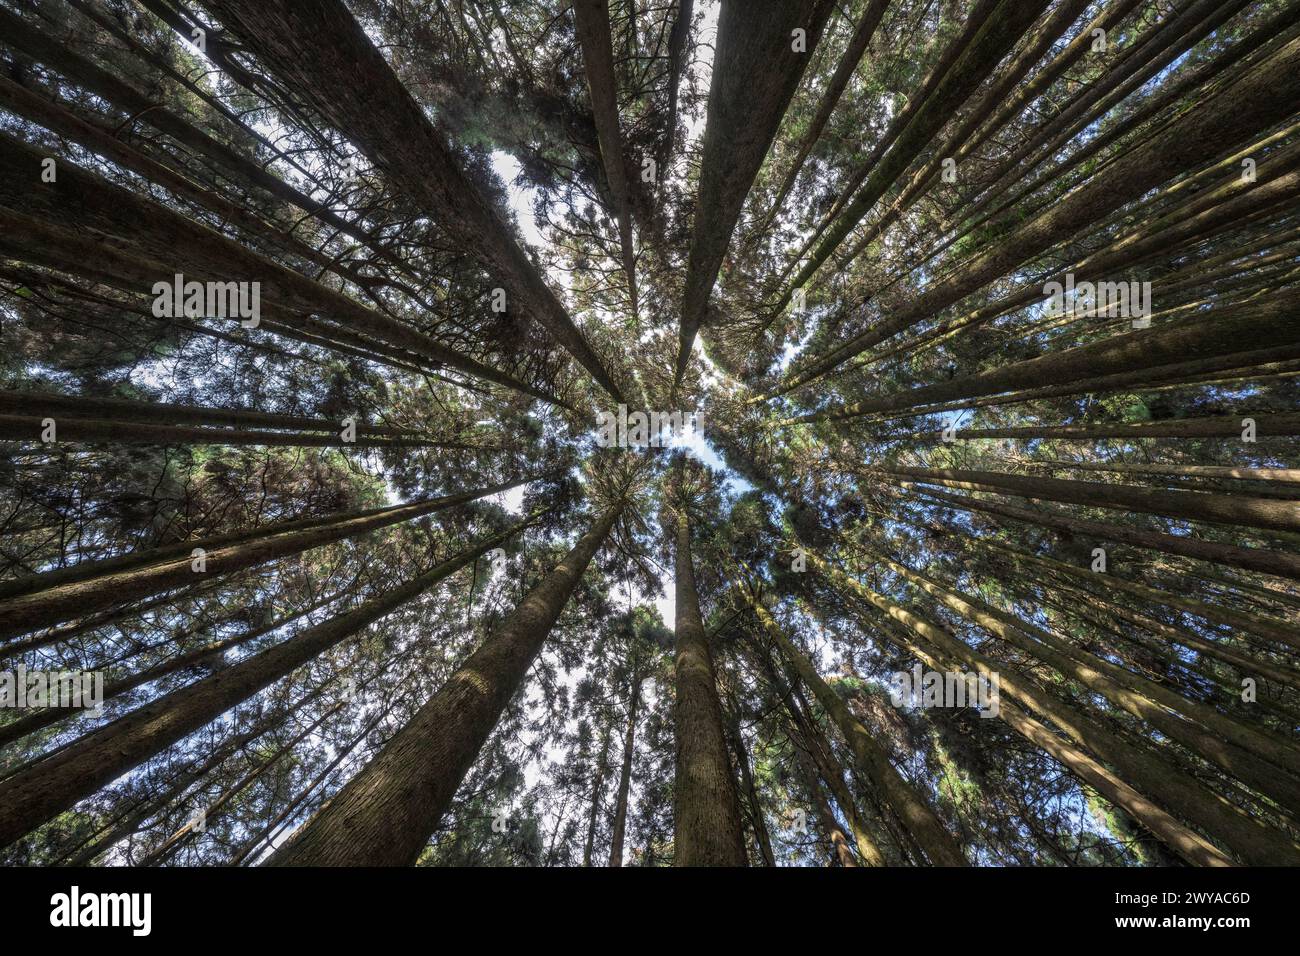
[740,581,966,865]
[671,509,748,865]
[0,134,562,407]
[761,0,892,222]
[791,729,857,867]
[809,551,1296,866]
[724,700,776,867]
[228,704,396,867]
[0,520,528,849]
[573,0,638,313]
[264,504,624,865]
[875,555,1300,805]
[0,588,346,748]
[833,0,1097,266]
[1037,461,1300,484]
[793,291,1300,422]
[877,465,1300,535]
[775,0,1003,289]
[779,32,1300,393]
[845,151,1300,377]
[0,7,376,250]
[583,725,612,866]
[607,671,643,867]
[797,699,894,866]
[62,682,336,865]
[0,476,530,640]
[0,389,430,438]
[785,0,1052,299]
[976,539,1299,651]
[200,0,626,402]
[901,414,1300,442]
[0,72,372,288]
[903,483,1300,581]
[141,697,353,867]
[675,0,837,384]
[655,0,694,182]
[766,655,889,866]
[0,416,452,449]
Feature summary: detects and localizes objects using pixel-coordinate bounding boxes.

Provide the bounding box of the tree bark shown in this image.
[0,588,345,749]
[739,581,966,865]
[583,724,612,866]
[0,476,530,640]
[903,483,1300,582]
[671,509,748,865]
[0,520,528,850]
[573,0,638,313]
[0,389,429,438]
[607,670,643,867]
[794,291,1300,422]
[0,415,453,449]
[876,554,1300,809]
[785,0,1052,299]
[810,554,1244,866]
[675,0,837,384]
[724,701,776,866]
[906,414,1300,442]
[780,32,1300,393]
[877,465,1300,535]
[762,0,892,222]
[265,504,623,865]
[0,133,563,407]
[200,0,626,402]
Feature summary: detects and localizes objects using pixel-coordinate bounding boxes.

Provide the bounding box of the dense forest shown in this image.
[0,0,1297,869]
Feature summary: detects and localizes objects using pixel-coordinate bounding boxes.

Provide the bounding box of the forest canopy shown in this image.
[0,0,1298,869]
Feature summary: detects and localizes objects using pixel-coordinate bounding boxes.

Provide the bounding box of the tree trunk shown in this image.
[0,588,345,749]
[0,133,563,407]
[978,540,1299,652]
[0,476,530,640]
[672,509,748,865]
[583,724,612,866]
[0,6,375,250]
[876,554,1300,809]
[264,504,623,865]
[795,291,1300,422]
[725,701,776,866]
[0,390,427,439]
[904,414,1300,442]
[786,0,1052,299]
[780,32,1300,393]
[810,551,1295,866]
[656,0,694,182]
[141,697,352,867]
[1037,460,1300,485]
[901,482,1300,582]
[0,519,528,850]
[878,465,1300,535]
[200,0,625,402]
[739,581,966,865]
[607,671,643,867]
[0,415,453,449]
[675,0,836,383]
[762,0,892,223]
[573,0,638,314]
[790,725,857,867]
